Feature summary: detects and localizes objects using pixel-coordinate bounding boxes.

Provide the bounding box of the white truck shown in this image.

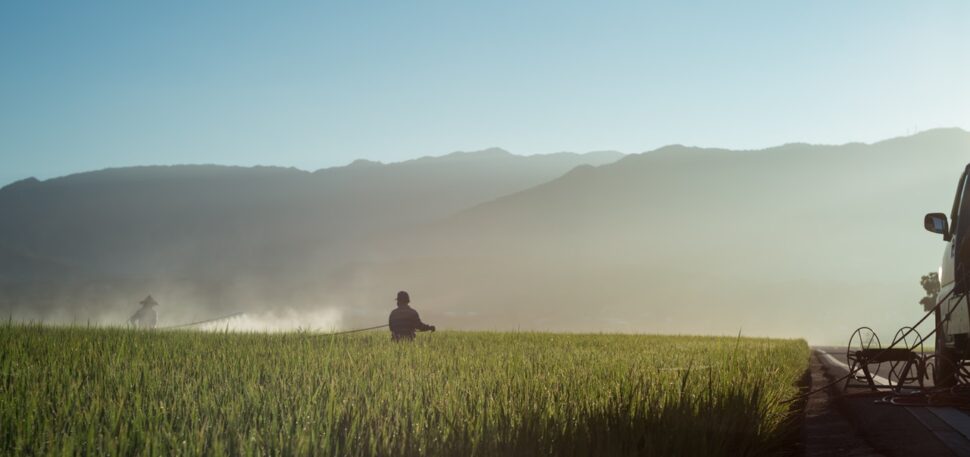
[924,163,970,377]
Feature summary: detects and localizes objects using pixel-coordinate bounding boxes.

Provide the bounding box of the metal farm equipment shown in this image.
[844,293,970,395]
[844,326,926,391]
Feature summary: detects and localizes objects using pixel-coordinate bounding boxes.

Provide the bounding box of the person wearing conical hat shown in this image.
[128,295,158,329]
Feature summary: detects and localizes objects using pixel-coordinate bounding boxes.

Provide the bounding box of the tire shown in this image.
[935,348,959,387]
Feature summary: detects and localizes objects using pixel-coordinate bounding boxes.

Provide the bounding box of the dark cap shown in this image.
[139,295,158,306]
[396,291,410,301]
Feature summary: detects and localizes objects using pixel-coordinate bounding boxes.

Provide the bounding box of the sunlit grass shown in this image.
[0,324,807,456]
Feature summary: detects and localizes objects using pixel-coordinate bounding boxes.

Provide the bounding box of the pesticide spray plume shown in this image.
[183,307,345,333]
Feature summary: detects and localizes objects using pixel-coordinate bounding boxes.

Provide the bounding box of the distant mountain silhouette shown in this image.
[0,149,621,279]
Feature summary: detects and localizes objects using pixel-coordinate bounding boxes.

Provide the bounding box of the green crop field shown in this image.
[0,324,808,456]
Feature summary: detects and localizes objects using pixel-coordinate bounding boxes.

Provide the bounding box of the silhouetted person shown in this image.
[129,295,158,329]
[389,291,434,341]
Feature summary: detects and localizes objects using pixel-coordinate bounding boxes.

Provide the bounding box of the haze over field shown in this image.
[1,129,968,343]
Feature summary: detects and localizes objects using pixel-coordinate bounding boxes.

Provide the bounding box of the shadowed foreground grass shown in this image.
[0,324,808,456]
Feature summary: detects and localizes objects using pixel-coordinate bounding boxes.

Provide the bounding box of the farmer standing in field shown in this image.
[128,295,158,329]
[389,291,435,341]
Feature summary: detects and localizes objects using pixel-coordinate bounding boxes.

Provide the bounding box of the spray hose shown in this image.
[322,324,389,335]
[159,312,246,330]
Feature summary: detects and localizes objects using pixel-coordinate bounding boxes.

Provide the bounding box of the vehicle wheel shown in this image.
[928,350,958,387]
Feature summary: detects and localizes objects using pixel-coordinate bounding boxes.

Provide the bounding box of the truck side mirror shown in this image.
[925,213,951,241]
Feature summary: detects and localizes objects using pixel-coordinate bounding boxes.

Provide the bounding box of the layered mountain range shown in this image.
[2,129,968,342]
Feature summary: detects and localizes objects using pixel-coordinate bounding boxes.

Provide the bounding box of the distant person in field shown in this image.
[389,291,435,341]
[128,295,158,329]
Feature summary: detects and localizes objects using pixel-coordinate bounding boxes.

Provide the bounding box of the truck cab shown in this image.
[925,164,970,354]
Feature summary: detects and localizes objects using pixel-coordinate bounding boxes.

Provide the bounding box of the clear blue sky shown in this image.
[1,1,968,186]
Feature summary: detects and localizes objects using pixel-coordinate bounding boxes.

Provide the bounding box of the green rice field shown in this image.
[0,324,808,456]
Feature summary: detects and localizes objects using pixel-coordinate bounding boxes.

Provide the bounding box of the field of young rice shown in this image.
[0,325,808,456]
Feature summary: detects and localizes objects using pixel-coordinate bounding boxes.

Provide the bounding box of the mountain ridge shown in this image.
[0,148,624,284]
[2,148,626,190]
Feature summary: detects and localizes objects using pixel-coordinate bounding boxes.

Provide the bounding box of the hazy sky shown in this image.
[1,1,968,186]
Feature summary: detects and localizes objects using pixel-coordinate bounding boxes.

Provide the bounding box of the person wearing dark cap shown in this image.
[129,295,158,329]
[389,291,435,341]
